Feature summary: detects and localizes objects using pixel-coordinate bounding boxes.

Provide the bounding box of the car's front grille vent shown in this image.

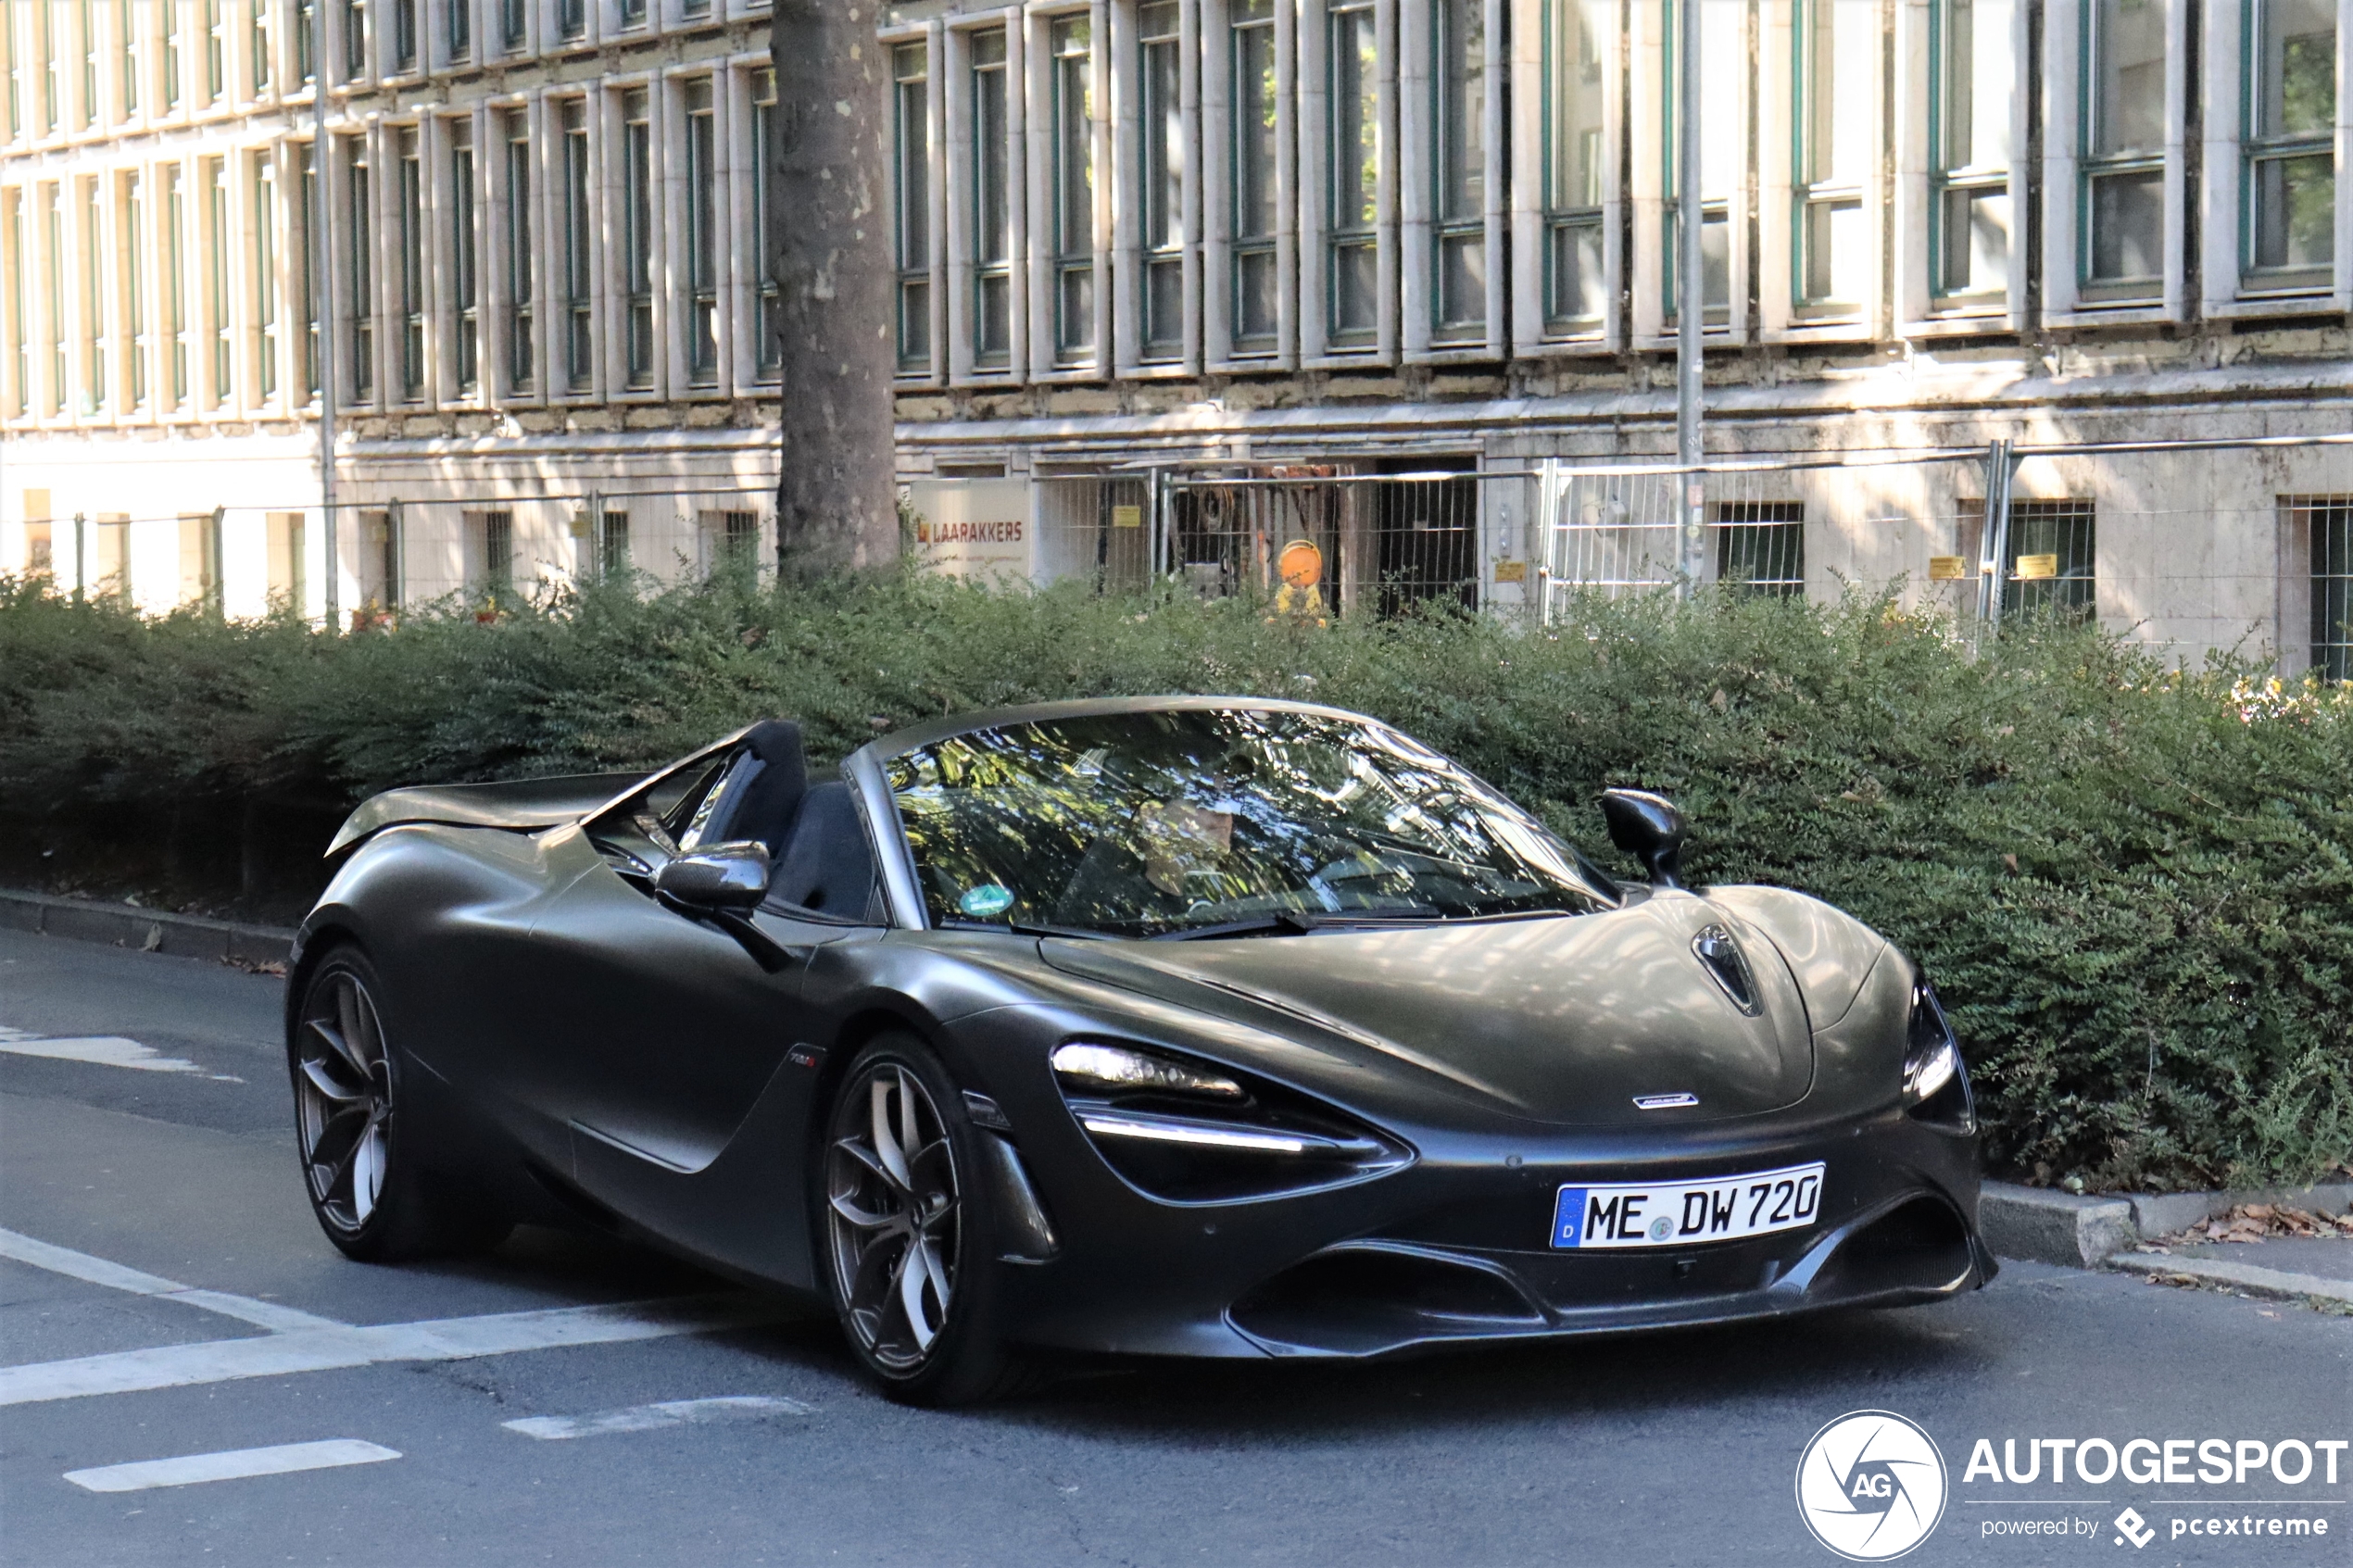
[1692,925,1762,1016]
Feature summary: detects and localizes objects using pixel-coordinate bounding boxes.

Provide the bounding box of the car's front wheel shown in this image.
[290,944,508,1261]
[820,1035,1029,1405]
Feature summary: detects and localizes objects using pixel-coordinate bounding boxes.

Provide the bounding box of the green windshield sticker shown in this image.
[958,884,1016,918]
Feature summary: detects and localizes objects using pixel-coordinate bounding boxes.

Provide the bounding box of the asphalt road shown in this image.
[1,926,2346,1568]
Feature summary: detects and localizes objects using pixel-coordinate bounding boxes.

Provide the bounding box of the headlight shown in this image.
[1051,1039,1411,1202]
[1051,1041,1243,1099]
[1902,980,1972,1127]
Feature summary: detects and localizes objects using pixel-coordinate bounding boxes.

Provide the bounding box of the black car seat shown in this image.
[706,719,808,859]
[771,782,879,917]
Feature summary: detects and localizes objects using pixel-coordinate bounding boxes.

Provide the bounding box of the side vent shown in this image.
[1692,924,1762,1016]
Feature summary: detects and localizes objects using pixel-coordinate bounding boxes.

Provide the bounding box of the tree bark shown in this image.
[769,0,899,573]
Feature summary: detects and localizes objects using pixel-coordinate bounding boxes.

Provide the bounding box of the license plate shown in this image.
[1551,1162,1826,1249]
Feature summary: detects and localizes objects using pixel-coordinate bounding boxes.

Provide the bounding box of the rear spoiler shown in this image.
[325,771,651,858]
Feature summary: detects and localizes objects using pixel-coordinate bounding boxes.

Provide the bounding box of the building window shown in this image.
[344,134,372,396]
[296,0,315,83]
[1050,16,1095,364]
[343,0,365,80]
[165,165,186,405]
[2244,0,2334,290]
[560,0,585,43]
[254,152,277,400]
[6,7,19,139]
[119,0,136,119]
[467,508,513,596]
[561,97,591,389]
[685,78,718,383]
[397,125,422,396]
[252,0,271,92]
[2309,500,2353,681]
[701,509,759,574]
[596,507,630,575]
[163,1,180,106]
[970,27,1013,370]
[179,510,220,608]
[450,118,477,393]
[205,157,227,404]
[622,86,653,388]
[892,44,931,371]
[1792,0,1871,312]
[447,0,470,58]
[1432,0,1485,339]
[1138,1,1183,360]
[2081,0,2166,294]
[44,184,63,410]
[1665,2,1732,325]
[94,516,132,599]
[205,0,223,101]
[752,67,780,377]
[40,2,57,133]
[80,0,96,128]
[1543,0,1606,332]
[504,107,532,390]
[267,510,307,608]
[6,192,24,414]
[502,0,527,51]
[1715,504,1805,596]
[2002,500,2096,617]
[82,178,106,411]
[1929,0,2012,304]
[298,141,319,395]
[392,0,416,71]
[1234,0,1280,349]
[124,172,147,408]
[620,0,648,29]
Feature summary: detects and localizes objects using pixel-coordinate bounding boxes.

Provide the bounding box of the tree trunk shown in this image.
[769,0,899,574]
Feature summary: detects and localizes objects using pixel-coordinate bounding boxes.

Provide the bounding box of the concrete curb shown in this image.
[2105,1250,2353,1308]
[0,888,296,968]
[1981,1180,2353,1269]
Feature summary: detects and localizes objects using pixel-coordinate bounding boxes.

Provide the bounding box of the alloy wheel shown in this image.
[295,966,394,1233]
[825,1063,961,1371]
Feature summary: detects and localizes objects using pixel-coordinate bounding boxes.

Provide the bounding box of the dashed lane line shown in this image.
[0,1227,346,1334]
[0,1293,790,1407]
[64,1439,402,1493]
[503,1394,816,1440]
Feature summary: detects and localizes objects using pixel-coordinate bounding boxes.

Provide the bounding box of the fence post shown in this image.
[72,512,87,601]
[585,489,603,579]
[1148,468,1168,581]
[208,506,226,619]
[1978,439,2014,631]
[387,496,405,610]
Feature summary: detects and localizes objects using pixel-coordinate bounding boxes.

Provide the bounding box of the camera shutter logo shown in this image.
[1794,1411,1948,1561]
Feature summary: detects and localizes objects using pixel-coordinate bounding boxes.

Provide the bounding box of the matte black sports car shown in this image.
[290,696,1993,1403]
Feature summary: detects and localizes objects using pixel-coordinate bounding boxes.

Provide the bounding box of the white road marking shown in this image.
[64,1439,401,1493]
[0,1228,346,1334]
[0,1293,788,1407]
[503,1395,815,1440]
[0,1035,204,1073]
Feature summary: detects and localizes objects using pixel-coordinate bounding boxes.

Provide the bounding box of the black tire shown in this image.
[288,943,510,1262]
[818,1034,1033,1406]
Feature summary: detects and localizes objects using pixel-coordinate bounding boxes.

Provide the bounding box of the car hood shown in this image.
[1038,891,1822,1127]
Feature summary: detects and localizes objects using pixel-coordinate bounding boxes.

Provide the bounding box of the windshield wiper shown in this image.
[1153,908,1445,941]
[937,918,1114,942]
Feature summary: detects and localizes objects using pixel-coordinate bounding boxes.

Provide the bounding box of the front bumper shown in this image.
[991,1106,1992,1360]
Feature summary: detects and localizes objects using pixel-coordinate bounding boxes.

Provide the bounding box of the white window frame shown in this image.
[1207,0,1298,369]
[1296,0,1383,367]
[2201,0,2350,318]
[1632,0,1751,347]
[1894,0,2028,333]
[1113,0,1202,377]
[665,64,728,396]
[604,74,662,399]
[2043,0,2188,323]
[885,24,949,386]
[946,12,1026,386]
[733,54,789,390]
[1403,0,1504,360]
[1026,2,1112,380]
[1510,0,1624,355]
[1761,0,1886,342]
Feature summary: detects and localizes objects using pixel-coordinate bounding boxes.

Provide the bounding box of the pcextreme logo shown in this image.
[1796,1411,1951,1562]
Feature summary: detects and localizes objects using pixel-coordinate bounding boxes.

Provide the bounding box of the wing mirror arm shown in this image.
[1597,789,1689,891]
[653,843,796,971]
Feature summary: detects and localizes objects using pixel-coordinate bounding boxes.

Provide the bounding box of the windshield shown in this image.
[884,709,1617,938]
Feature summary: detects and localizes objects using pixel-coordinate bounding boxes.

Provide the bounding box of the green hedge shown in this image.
[3,570,2347,1193]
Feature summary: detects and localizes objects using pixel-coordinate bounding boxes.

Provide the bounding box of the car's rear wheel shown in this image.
[821,1035,1030,1405]
[291,944,509,1261]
